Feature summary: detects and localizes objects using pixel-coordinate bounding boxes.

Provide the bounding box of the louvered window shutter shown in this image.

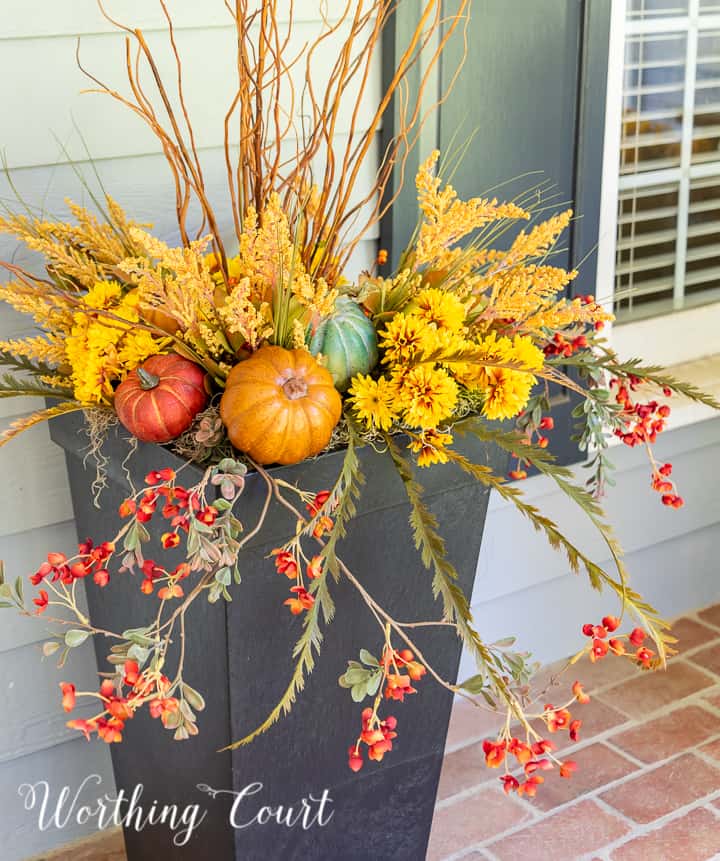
[616,1,720,320]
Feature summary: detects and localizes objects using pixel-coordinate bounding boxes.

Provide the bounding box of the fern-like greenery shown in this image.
[459,420,674,663]
[383,433,528,713]
[0,371,73,400]
[553,348,720,411]
[0,402,86,447]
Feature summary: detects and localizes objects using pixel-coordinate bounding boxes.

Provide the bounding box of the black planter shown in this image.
[49,413,506,861]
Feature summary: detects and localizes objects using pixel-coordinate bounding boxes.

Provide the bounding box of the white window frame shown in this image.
[597,0,720,367]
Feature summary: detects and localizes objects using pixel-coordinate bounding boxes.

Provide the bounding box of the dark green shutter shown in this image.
[382,1,613,464]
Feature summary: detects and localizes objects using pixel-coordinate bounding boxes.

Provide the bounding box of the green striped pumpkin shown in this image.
[309,297,379,391]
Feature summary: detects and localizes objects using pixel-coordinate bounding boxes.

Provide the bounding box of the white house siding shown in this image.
[0,3,379,859]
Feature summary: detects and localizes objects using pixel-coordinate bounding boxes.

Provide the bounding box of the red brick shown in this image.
[611,705,720,763]
[600,753,720,823]
[668,617,720,656]
[698,604,720,630]
[597,660,715,718]
[688,643,720,677]
[563,697,629,740]
[533,743,638,811]
[699,737,720,761]
[702,688,720,710]
[486,800,629,860]
[437,742,494,800]
[567,653,638,693]
[426,788,530,860]
[610,807,720,861]
[445,699,504,751]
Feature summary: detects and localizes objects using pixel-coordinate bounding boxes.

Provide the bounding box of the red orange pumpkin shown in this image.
[114,354,209,443]
[219,346,342,465]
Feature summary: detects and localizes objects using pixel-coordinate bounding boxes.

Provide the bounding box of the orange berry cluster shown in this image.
[271,489,333,616]
[383,647,427,702]
[484,734,578,798]
[31,539,116,612]
[582,615,655,668]
[348,708,398,772]
[63,659,179,745]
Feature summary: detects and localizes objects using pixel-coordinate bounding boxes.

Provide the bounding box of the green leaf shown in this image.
[359,649,379,667]
[0,584,12,600]
[0,601,13,609]
[0,560,5,585]
[122,628,155,647]
[480,689,497,708]
[127,644,150,665]
[56,647,70,669]
[42,641,60,657]
[65,629,90,648]
[13,576,23,605]
[491,637,517,648]
[350,683,368,702]
[215,567,232,587]
[366,671,383,697]
[342,668,370,685]
[123,522,139,552]
[460,674,487,695]
[181,683,206,712]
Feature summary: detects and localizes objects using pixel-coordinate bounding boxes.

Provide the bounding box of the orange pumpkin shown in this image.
[115,354,209,443]
[219,346,342,465]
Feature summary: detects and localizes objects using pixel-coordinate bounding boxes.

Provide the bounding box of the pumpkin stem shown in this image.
[137,367,160,390]
[282,376,308,400]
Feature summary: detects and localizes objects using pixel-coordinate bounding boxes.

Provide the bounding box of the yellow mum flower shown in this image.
[380,314,438,366]
[65,282,166,404]
[408,429,453,467]
[410,288,466,332]
[393,365,458,428]
[82,281,122,309]
[481,367,534,420]
[452,331,543,391]
[505,333,544,373]
[348,374,399,432]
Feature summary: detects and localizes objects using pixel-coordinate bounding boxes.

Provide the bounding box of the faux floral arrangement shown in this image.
[0,1,718,801]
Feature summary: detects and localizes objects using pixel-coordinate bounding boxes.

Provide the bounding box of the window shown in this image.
[598,0,720,366]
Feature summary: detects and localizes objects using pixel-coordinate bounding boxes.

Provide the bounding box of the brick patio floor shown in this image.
[428,605,720,861]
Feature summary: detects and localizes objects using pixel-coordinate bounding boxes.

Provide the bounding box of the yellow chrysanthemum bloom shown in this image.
[348,374,399,432]
[380,314,438,365]
[65,282,166,404]
[408,429,453,467]
[392,365,458,429]
[480,367,535,421]
[410,288,466,333]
